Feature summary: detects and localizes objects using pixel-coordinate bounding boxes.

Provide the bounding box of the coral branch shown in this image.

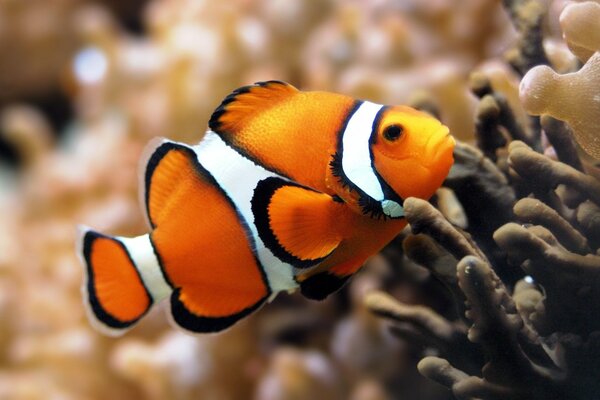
[457,257,531,379]
[494,222,600,334]
[365,291,456,342]
[435,187,468,229]
[417,357,470,393]
[475,95,505,161]
[470,72,535,149]
[540,116,583,172]
[508,141,600,205]
[443,142,518,277]
[513,198,589,254]
[501,0,550,75]
[576,201,600,249]
[403,197,486,262]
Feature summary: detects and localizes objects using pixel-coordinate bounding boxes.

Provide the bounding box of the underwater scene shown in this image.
[0,0,599,399]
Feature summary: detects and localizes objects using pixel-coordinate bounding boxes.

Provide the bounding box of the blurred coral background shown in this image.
[0,0,593,399]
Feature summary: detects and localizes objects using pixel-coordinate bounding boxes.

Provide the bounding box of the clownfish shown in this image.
[78,81,454,335]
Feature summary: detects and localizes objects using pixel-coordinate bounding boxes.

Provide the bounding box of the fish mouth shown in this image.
[423,132,455,168]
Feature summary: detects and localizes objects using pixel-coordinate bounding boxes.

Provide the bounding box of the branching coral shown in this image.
[367,192,599,398]
[366,1,600,396]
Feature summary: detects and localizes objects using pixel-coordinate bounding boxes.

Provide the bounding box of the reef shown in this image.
[368,1,600,398]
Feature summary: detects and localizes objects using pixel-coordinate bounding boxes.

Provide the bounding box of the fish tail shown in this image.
[77,226,171,336]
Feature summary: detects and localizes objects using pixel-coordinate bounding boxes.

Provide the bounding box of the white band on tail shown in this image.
[119,235,171,302]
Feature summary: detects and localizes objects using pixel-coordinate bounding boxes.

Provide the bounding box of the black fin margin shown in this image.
[300,272,350,301]
[82,230,152,329]
[170,288,267,333]
[251,176,333,269]
[208,80,293,133]
[143,141,194,229]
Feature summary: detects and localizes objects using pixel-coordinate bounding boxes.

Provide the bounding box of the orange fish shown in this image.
[78,81,454,335]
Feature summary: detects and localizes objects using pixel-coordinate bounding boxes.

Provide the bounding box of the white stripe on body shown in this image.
[119,234,172,302]
[194,132,298,294]
[341,101,404,218]
[341,101,385,201]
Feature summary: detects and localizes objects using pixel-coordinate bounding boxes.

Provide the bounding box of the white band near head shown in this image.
[341,101,404,218]
[341,101,385,201]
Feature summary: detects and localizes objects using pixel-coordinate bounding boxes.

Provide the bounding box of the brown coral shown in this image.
[367,0,600,391]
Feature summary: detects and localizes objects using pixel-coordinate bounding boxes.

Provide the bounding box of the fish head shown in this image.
[330,102,454,219]
[368,105,455,217]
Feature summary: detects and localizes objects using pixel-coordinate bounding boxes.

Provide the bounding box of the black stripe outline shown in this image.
[251,176,336,270]
[144,142,170,229]
[170,288,266,333]
[368,106,406,218]
[82,230,153,329]
[148,232,174,289]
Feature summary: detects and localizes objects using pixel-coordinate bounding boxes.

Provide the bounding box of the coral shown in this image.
[501,0,550,75]
[368,191,600,398]
[366,1,600,394]
[520,52,600,159]
[559,1,600,63]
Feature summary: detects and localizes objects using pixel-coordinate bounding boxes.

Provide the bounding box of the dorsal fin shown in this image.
[209,81,299,134]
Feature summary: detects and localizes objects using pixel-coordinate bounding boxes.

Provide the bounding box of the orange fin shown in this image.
[142,142,272,333]
[169,287,266,333]
[143,140,198,229]
[209,81,298,134]
[252,177,344,269]
[79,229,152,335]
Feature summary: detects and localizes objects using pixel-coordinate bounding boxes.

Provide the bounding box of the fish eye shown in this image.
[382,124,404,142]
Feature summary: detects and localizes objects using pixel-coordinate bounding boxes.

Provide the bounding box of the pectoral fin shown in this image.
[252,177,344,269]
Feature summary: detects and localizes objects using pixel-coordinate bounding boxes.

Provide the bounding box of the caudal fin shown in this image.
[78,228,156,336]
